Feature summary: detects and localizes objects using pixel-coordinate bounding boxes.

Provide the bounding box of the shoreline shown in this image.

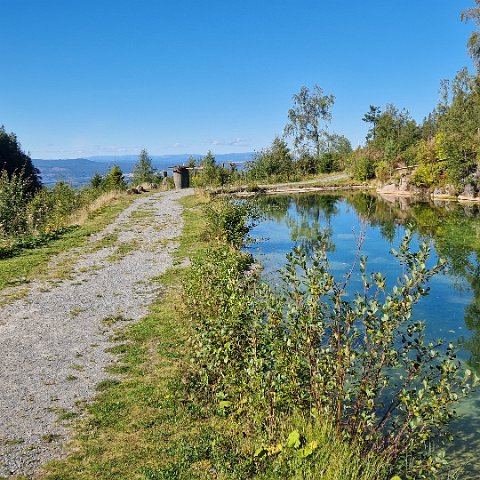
[207,176,480,205]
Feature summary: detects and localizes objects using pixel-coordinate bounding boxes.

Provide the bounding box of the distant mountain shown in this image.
[86,153,254,165]
[32,153,254,187]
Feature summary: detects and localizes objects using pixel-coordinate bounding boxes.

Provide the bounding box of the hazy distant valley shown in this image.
[33,153,254,186]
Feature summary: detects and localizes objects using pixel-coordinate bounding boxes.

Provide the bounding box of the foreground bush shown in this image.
[185,199,471,479]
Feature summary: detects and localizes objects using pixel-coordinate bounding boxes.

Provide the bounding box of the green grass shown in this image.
[36,192,390,480]
[39,192,211,480]
[0,195,134,291]
[106,239,140,262]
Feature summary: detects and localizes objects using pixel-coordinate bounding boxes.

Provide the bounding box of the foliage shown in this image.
[192,151,234,187]
[411,136,446,188]
[203,198,257,248]
[362,105,382,141]
[104,164,127,191]
[436,69,480,188]
[0,125,41,193]
[132,148,156,185]
[90,165,127,191]
[253,416,389,480]
[0,169,32,236]
[284,84,335,159]
[246,137,294,181]
[186,206,471,479]
[462,0,480,69]
[347,147,380,180]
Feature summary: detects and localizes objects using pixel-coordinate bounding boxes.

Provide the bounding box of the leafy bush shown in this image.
[0,169,32,236]
[412,164,441,188]
[245,137,294,181]
[185,205,471,479]
[348,147,380,180]
[203,198,257,248]
[0,126,41,193]
[192,151,235,187]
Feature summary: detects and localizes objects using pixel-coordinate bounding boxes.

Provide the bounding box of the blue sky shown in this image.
[0,0,476,159]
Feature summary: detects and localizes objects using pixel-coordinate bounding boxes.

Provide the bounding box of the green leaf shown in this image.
[286,430,301,449]
[254,447,266,458]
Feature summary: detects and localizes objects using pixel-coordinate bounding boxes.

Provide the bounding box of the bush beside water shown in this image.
[184,198,471,479]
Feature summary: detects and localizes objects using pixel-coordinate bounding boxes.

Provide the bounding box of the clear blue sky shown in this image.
[0,0,476,159]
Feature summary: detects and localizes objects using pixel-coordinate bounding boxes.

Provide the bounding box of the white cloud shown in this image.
[211,138,248,147]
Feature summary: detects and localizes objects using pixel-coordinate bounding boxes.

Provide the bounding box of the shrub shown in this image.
[348,147,380,180]
[0,169,31,236]
[203,199,257,248]
[245,137,294,181]
[186,214,471,479]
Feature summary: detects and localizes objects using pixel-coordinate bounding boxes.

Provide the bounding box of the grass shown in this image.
[106,239,140,262]
[38,193,211,480]
[0,194,135,291]
[22,191,389,480]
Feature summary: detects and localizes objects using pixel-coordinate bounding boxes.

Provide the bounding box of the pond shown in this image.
[249,191,480,478]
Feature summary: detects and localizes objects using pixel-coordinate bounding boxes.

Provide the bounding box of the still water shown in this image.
[249,191,480,478]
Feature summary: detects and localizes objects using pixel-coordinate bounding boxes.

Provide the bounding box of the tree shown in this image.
[0,126,41,193]
[284,85,335,159]
[318,133,353,172]
[246,137,294,180]
[104,165,127,190]
[362,105,382,141]
[436,68,480,187]
[132,149,156,185]
[462,0,480,69]
[90,172,104,189]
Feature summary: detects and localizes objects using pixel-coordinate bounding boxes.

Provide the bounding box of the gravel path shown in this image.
[0,188,193,478]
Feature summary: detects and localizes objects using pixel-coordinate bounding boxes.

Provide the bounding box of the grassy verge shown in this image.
[36,192,391,480]
[39,193,215,480]
[0,193,134,291]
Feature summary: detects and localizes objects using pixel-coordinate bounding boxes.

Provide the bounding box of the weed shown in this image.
[41,434,62,443]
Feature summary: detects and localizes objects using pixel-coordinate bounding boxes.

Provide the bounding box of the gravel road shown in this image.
[0,188,193,478]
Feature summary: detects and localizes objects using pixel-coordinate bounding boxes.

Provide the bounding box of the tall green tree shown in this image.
[436,68,480,186]
[462,0,480,68]
[132,149,156,184]
[362,105,382,141]
[0,126,41,193]
[284,85,335,159]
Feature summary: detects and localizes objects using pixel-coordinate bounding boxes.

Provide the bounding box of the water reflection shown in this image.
[251,191,480,477]
[253,192,480,373]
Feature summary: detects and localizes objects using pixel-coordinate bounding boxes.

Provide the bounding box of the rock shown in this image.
[432,187,445,197]
[398,174,410,192]
[458,183,477,200]
[377,183,398,194]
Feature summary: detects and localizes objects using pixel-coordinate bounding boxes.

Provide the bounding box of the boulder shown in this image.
[458,183,477,201]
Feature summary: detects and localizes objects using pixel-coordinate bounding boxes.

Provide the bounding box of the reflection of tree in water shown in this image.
[407,203,480,373]
[252,195,291,223]
[344,192,406,244]
[256,191,480,372]
[352,195,480,374]
[254,193,340,254]
[286,194,339,255]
